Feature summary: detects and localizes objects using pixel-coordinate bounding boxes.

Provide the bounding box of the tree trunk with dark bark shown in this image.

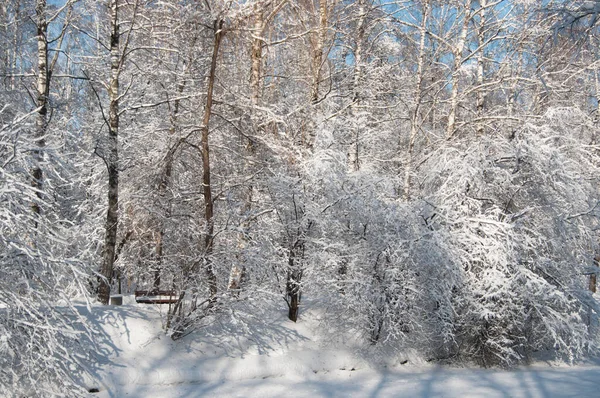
[32,0,48,219]
[591,256,599,294]
[349,0,365,172]
[98,0,120,305]
[198,18,223,302]
[286,239,304,322]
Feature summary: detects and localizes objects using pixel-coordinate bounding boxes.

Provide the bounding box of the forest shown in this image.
[3,0,600,395]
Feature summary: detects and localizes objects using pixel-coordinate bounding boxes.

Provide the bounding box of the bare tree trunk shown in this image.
[591,256,599,294]
[249,11,265,109]
[287,238,305,322]
[10,1,20,91]
[310,0,328,103]
[1,3,8,89]
[98,0,120,305]
[507,51,521,121]
[154,138,178,291]
[349,0,366,171]
[283,1,329,319]
[153,232,163,290]
[31,0,72,220]
[446,0,472,139]
[32,0,48,219]
[285,193,312,322]
[404,0,430,200]
[475,0,487,136]
[594,47,600,129]
[198,18,224,302]
[249,0,287,108]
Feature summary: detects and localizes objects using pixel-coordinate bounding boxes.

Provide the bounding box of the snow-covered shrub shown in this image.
[0,108,95,397]
[300,149,455,359]
[418,107,600,365]
[301,106,600,367]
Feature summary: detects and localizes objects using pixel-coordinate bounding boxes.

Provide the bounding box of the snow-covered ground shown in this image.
[82,297,600,398]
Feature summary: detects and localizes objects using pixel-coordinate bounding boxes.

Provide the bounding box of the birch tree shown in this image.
[97,0,141,305]
[446,0,473,138]
[32,0,72,219]
[31,0,49,218]
[404,0,430,200]
[348,0,367,172]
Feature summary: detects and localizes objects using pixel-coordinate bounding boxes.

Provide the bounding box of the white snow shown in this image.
[83,297,600,398]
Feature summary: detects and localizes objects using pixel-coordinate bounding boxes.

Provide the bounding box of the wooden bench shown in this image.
[134,290,179,304]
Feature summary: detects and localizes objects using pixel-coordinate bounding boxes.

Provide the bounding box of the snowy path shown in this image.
[95,365,600,398]
[84,299,600,398]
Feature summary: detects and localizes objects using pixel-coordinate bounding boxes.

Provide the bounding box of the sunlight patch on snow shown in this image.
[86,298,600,398]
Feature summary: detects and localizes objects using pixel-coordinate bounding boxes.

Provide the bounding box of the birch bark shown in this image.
[32,0,48,219]
[446,0,472,139]
[99,0,121,305]
[404,0,430,200]
[476,0,487,136]
[349,0,366,172]
[310,0,329,103]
